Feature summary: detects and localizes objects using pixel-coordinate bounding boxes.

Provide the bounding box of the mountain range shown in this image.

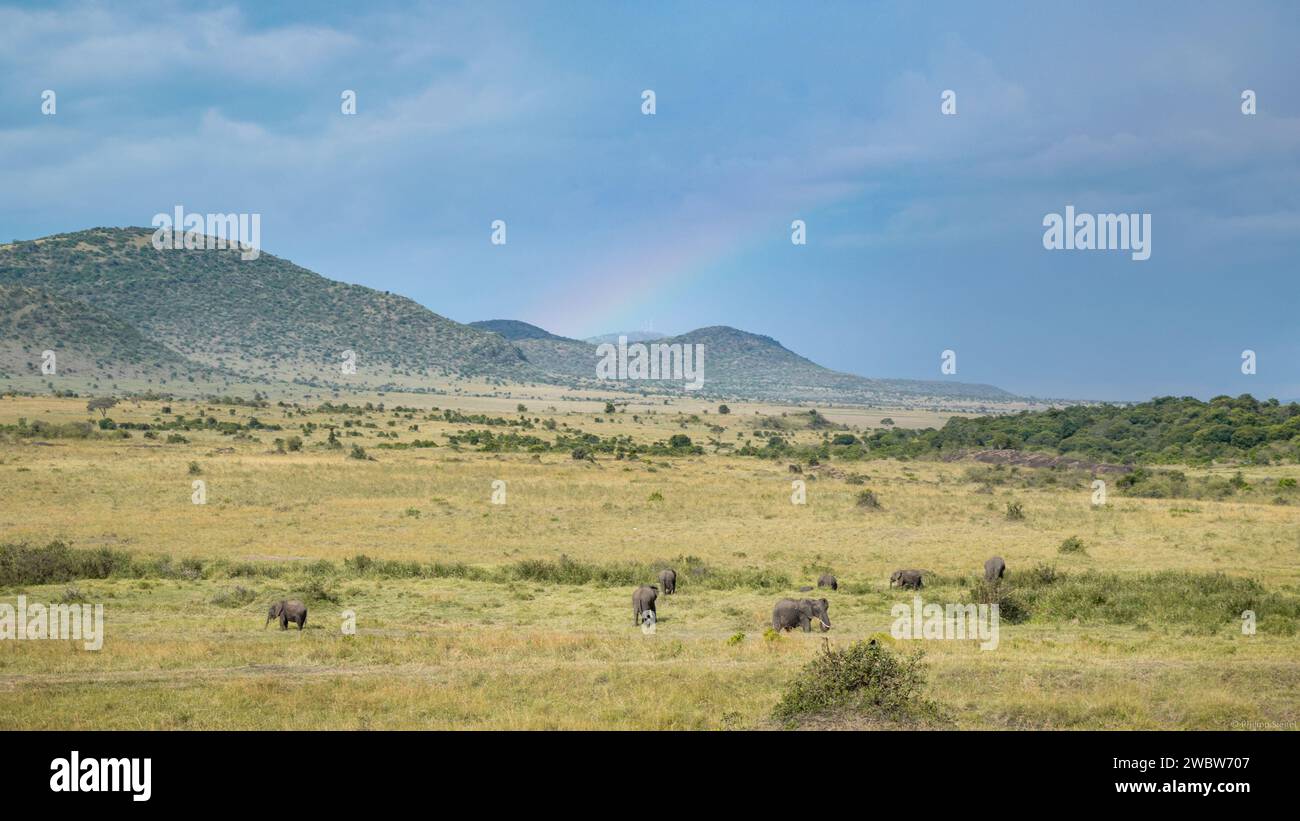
[0,227,1017,405]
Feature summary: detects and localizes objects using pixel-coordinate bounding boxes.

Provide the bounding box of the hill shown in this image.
[469,319,576,342]
[0,284,221,382]
[656,326,1015,404]
[585,331,667,345]
[498,322,1018,405]
[0,228,1017,406]
[0,228,537,388]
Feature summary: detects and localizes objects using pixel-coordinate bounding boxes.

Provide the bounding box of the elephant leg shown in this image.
[280,614,288,630]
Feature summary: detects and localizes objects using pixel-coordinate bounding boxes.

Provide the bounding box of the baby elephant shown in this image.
[266,600,307,630]
[658,568,677,595]
[889,569,924,590]
[632,584,658,627]
[984,556,1007,581]
[817,573,838,591]
[772,598,831,632]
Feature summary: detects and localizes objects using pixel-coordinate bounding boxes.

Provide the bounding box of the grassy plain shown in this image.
[0,393,1297,729]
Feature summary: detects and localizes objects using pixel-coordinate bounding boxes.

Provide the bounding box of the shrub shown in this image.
[1058,536,1087,555]
[966,579,1030,624]
[211,585,256,608]
[188,461,202,475]
[648,491,664,502]
[855,490,881,509]
[344,554,374,574]
[772,640,942,726]
[348,444,368,460]
[0,541,132,586]
[299,577,339,604]
[1005,501,1025,521]
[1027,562,1060,586]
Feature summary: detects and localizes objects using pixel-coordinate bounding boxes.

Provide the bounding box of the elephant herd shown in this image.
[631,556,1009,634]
[262,556,1010,635]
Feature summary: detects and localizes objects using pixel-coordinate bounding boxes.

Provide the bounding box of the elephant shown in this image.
[984,556,1006,581]
[798,585,814,592]
[265,600,307,630]
[771,598,831,632]
[817,573,838,591]
[633,585,658,627]
[658,568,677,595]
[889,569,924,590]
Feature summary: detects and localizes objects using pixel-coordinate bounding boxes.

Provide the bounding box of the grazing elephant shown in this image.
[632,584,658,627]
[772,598,831,632]
[266,600,307,630]
[658,568,677,595]
[984,556,1007,581]
[889,569,924,590]
[817,573,838,591]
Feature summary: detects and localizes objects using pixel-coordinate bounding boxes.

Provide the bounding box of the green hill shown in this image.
[0,228,537,388]
[492,322,1018,405]
[0,284,221,382]
[0,228,1019,405]
[469,319,576,342]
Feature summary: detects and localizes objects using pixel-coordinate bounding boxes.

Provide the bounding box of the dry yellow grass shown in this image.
[0,393,1297,729]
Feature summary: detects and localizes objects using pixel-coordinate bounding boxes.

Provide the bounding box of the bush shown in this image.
[344,554,374,574]
[966,579,1030,624]
[855,489,881,509]
[772,640,942,726]
[1005,501,1025,521]
[1058,536,1087,555]
[299,577,339,604]
[0,541,132,586]
[211,585,256,608]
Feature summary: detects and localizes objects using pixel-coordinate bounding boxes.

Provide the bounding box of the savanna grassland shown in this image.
[1,392,1298,730]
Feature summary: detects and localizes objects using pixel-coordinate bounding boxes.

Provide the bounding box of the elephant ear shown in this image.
[820,598,829,608]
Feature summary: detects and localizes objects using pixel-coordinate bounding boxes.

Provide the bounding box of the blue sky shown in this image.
[1,0,1297,401]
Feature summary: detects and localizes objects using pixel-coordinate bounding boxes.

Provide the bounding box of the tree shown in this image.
[87,397,118,417]
[718,404,731,415]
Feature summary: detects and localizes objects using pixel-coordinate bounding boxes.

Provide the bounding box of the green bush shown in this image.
[0,541,132,586]
[1058,536,1087,555]
[211,585,256,608]
[772,640,942,726]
